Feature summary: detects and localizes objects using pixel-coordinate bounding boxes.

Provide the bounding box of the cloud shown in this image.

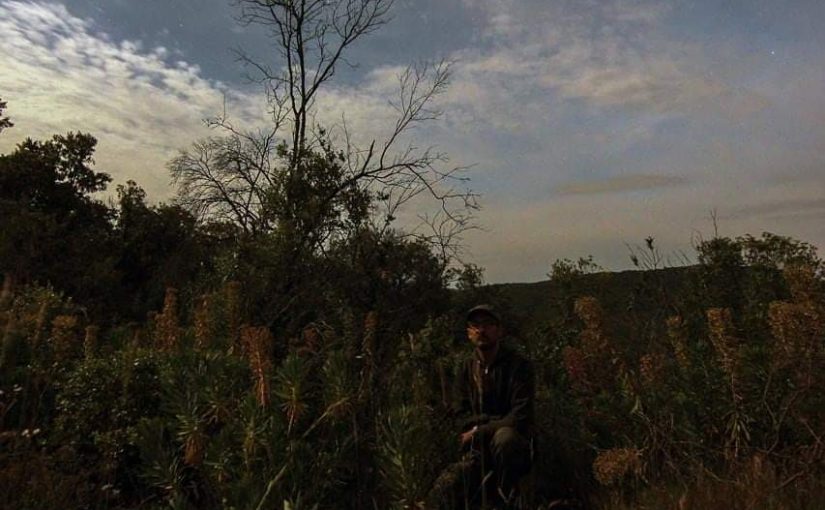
[1,0,822,284]
[446,0,770,127]
[0,1,266,200]
[731,198,825,221]
[555,174,688,196]
[0,1,435,200]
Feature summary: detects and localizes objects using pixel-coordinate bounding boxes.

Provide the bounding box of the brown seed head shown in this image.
[241,326,273,407]
[639,353,666,388]
[562,345,588,389]
[0,274,13,310]
[574,296,603,328]
[363,310,378,359]
[783,264,820,304]
[84,325,99,359]
[193,294,213,351]
[155,288,181,351]
[51,315,80,360]
[184,433,206,466]
[593,447,643,486]
[666,315,690,371]
[707,308,738,371]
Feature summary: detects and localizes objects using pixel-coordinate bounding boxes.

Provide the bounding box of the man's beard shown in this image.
[477,339,497,351]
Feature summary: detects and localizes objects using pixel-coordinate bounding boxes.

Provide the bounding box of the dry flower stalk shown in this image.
[566,296,619,392]
[51,315,79,361]
[184,432,207,466]
[593,447,643,486]
[154,288,181,351]
[706,308,741,400]
[562,345,588,389]
[639,353,666,388]
[241,326,273,408]
[0,273,13,311]
[83,325,99,359]
[666,315,691,371]
[29,300,49,350]
[298,326,320,356]
[768,268,823,384]
[783,264,821,304]
[359,311,379,399]
[740,452,777,509]
[769,302,811,370]
[1,310,19,370]
[225,281,242,353]
[363,310,378,360]
[575,296,604,330]
[193,294,213,351]
[576,297,611,358]
[0,275,14,336]
[707,308,738,372]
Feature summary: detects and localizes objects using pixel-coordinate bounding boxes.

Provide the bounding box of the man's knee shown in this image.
[491,427,529,464]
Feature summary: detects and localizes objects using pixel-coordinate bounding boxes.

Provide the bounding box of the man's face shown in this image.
[467,314,502,351]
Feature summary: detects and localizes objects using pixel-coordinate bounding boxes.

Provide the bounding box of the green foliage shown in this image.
[274,353,310,434]
[530,234,825,507]
[115,181,218,320]
[0,97,12,134]
[377,405,441,509]
[325,229,451,331]
[2,104,823,507]
[453,263,485,292]
[0,133,118,311]
[2,229,824,509]
[549,255,602,283]
[0,130,219,322]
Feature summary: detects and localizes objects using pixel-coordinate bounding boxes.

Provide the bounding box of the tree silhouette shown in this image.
[0,98,12,134]
[170,0,477,258]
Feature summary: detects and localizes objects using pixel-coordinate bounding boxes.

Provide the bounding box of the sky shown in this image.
[1,0,823,282]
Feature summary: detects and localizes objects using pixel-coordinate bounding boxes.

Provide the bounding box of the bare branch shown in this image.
[173,1,476,262]
[169,132,281,234]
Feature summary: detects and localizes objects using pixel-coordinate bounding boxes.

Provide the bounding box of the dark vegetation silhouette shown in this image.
[1,1,824,507]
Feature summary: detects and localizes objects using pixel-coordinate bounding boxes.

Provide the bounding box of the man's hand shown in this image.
[459,426,478,445]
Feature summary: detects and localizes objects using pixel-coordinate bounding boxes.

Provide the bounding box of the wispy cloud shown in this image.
[0,1,266,199]
[555,174,688,196]
[731,198,825,220]
[1,0,822,282]
[0,1,428,199]
[446,0,769,128]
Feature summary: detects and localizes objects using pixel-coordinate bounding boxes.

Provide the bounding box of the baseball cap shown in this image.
[466,304,501,324]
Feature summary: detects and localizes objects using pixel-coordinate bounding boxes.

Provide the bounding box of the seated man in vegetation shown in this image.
[440,305,535,508]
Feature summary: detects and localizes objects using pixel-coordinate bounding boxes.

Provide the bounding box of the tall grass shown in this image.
[1,234,823,509]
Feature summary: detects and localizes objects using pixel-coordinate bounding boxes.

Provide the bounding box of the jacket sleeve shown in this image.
[477,358,534,436]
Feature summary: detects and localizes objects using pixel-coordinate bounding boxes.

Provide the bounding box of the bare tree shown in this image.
[234,0,393,168]
[170,126,279,235]
[169,0,477,256]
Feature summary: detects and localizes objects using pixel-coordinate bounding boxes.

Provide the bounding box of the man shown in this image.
[448,304,535,508]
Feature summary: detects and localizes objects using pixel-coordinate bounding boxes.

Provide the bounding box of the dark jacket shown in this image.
[453,341,535,437]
